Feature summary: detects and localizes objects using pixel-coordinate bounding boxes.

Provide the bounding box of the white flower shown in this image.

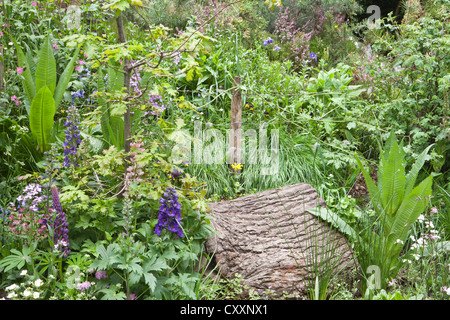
[417,214,425,222]
[395,239,404,245]
[6,284,19,291]
[412,254,420,260]
[34,279,44,288]
[7,292,17,299]
[20,270,28,276]
[23,289,32,297]
[33,292,40,299]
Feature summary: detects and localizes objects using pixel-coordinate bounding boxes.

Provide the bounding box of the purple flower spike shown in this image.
[63,105,82,168]
[154,188,183,237]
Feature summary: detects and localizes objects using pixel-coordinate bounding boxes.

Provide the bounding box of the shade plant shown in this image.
[355,132,435,291]
[309,131,435,292]
[12,34,79,152]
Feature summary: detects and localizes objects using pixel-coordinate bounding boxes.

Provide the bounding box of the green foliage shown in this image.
[355,132,434,289]
[366,8,450,175]
[29,86,55,153]
[12,35,79,152]
[1,0,449,301]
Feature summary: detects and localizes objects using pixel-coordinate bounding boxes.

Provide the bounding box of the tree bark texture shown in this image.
[205,183,357,298]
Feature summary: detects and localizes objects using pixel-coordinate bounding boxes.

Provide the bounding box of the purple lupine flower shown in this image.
[63,105,82,168]
[48,185,70,258]
[154,188,183,237]
[310,52,317,63]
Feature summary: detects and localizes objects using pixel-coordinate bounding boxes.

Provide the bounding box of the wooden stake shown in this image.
[0,45,4,91]
[230,76,242,173]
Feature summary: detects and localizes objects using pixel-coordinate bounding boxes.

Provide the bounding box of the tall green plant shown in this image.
[309,132,434,291]
[97,65,125,150]
[13,34,80,152]
[355,132,434,289]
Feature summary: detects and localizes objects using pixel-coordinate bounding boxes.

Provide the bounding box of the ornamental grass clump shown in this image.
[154,188,184,237]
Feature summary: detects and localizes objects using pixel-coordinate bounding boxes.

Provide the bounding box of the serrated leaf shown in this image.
[110,102,127,117]
[404,144,433,197]
[387,175,433,254]
[143,257,168,273]
[143,273,157,292]
[380,141,405,215]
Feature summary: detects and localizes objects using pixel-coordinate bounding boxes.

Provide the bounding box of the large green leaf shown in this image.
[35,36,56,94]
[355,155,383,216]
[29,86,55,152]
[107,61,124,92]
[307,206,358,240]
[379,141,406,215]
[12,36,36,111]
[99,65,125,149]
[404,144,433,198]
[54,47,80,109]
[387,174,433,255]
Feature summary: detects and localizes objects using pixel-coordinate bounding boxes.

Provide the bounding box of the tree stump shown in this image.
[205,183,357,298]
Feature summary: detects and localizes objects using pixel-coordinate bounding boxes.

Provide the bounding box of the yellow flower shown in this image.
[231,163,243,171]
[335,25,338,29]
[245,103,249,108]
[250,108,253,111]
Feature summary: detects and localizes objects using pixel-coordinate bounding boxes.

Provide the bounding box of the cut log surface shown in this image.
[205,183,357,298]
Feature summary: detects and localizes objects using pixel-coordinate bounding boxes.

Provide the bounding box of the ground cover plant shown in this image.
[0,0,449,301]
